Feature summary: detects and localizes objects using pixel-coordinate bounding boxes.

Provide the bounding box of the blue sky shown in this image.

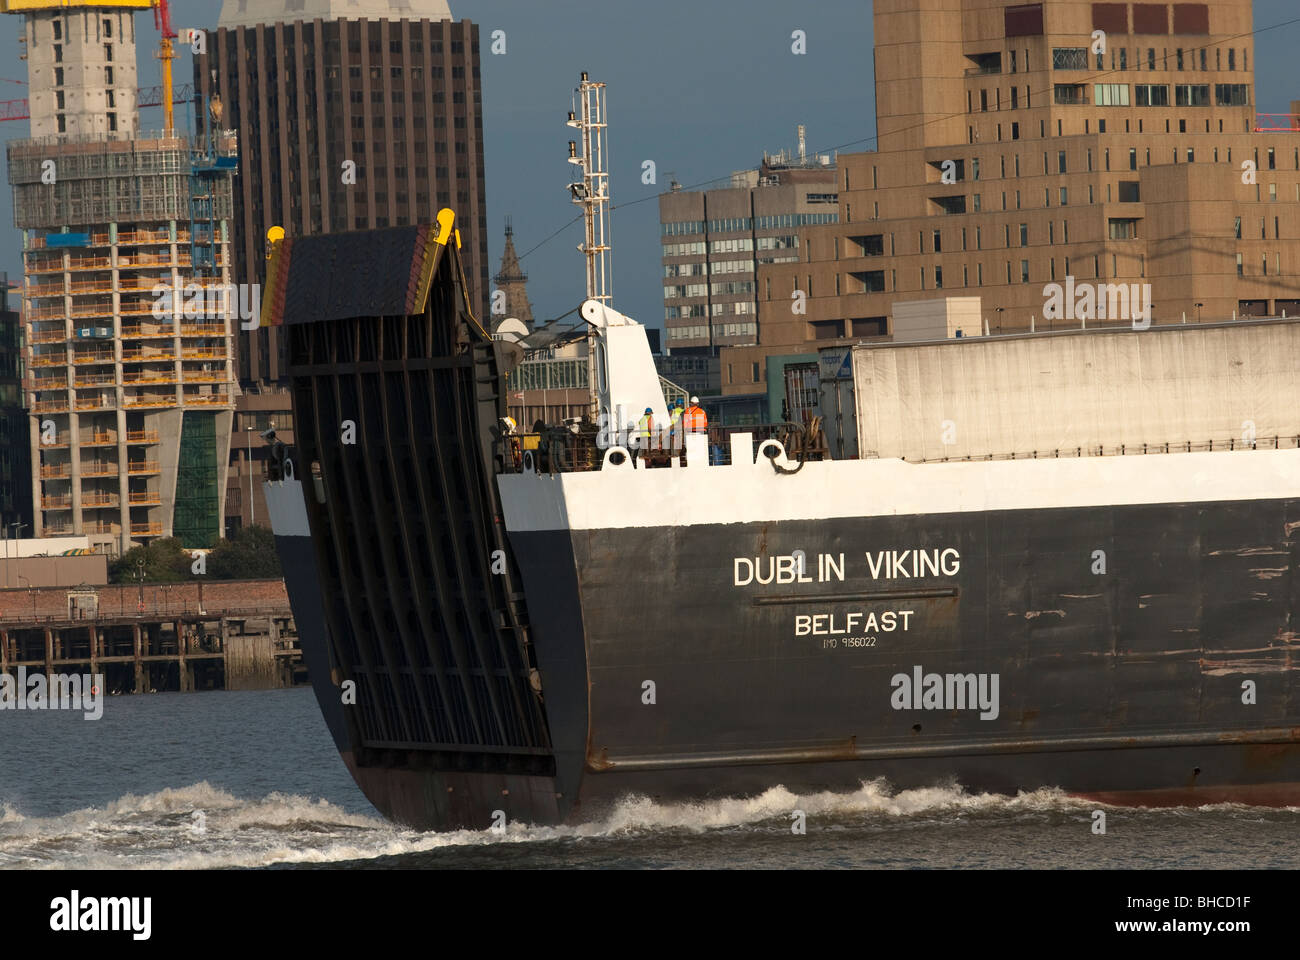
[0,1,1296,334]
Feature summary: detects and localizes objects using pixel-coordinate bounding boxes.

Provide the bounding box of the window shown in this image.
[1176,48,1183,70]
[107,112,116,131]
[1268,147,1276,170]
[1129,148,1137,171]
[103,17,112,38]
[53,20,62,40]
[104,44,112,62]
[1214,84,1249,106]
[1108,218,1139,240]
[935,266,943,289]
[1148,48,1156,71]
[1174,84,1210,106]
[1228,48,1235,71]
[55,90,64,109]
[1135,84,1169,106]
[55,67,64,86]
[1119,49,1127,70]
[1021,260,1030,283]
[1054,84,1088,105]
[1060,187,1068,205]
[104,66,112,85]
[105,90,114,108]
[1019,223,1028,246]
[933,229,942,253]
[976,227,981,250]
[1052,48,1089,70]
[1200,49,1206,71]
[1236,253,1243,276]
[1094,84,1129,106]
[54,44,62,62]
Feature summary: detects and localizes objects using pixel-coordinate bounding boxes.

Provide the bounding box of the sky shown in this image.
[0,0,1296,335]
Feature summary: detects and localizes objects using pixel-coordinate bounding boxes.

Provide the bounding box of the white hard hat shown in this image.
[690,396,700,403]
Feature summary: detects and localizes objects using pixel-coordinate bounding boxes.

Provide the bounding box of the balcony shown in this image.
[67,256,113,271]
[42,496,72,511]
[73,372,115,387]
[28,304,68,320]
[31,375,67,389]
[31,399,69,413]
[122,348,176,361]
[180,323,226,336]
[181,347,226,360]
[71,352,115,365]
[82,493,121,508]
[31,354,69,367]
[25,285,66,300]
[80,432,117,446]
[130,522,163,537]
[74,397,113,411]
[123,371,178,385]
[39,464,71,479]
[121,325,173,339]
[123,396,177,409]
[128,491,161,506]
[119,301,161,317]
[80,463,119,478]
[84,522,121,535]
[128,461,161,475]
[69,279,115,295]
[126,430,161,445]
[26,259,66,275]
[182,371,226,383]
[30,330,68,344]
[183,393,231,406]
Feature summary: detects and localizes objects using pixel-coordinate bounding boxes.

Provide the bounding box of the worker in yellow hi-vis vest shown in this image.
[633,407,653,466]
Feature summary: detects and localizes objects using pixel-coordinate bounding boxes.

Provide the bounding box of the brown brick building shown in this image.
[196,2,488,385]
[717,0,1300,396]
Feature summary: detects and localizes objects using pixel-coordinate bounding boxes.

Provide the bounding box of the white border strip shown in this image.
[498,448,1300,532]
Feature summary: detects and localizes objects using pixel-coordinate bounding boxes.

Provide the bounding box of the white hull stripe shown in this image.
[496,448,1300,533]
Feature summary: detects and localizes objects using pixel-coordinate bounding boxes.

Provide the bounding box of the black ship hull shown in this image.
[261,221,1300,831]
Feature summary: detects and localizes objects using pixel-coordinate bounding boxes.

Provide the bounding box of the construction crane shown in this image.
[0,85,194,124]
[152,0,177,135]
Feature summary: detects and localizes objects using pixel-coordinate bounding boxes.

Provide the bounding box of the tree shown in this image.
[108,537,195,584]
[206,524,283,580]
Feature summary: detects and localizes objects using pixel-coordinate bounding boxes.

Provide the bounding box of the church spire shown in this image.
[493,216,535,329]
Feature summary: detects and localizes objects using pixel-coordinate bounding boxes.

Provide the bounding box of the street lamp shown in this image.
[246,424,255,527]
[1194,302,1204,323]
[6,521,28,590]
[16,574,33,620]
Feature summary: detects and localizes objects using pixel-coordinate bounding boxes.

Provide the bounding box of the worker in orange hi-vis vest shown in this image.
[683,396,708,434]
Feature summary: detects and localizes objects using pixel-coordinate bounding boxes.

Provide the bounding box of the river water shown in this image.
[1,687,1297,869]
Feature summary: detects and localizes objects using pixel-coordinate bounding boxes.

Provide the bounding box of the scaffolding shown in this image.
[7,133,233,229]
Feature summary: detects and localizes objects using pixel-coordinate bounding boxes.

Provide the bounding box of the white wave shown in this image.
[1,780,1294,869]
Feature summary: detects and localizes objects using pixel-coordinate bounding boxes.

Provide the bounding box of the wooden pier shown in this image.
[0,579,304,694]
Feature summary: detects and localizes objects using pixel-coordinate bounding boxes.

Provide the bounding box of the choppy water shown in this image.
[1,688,1297,869]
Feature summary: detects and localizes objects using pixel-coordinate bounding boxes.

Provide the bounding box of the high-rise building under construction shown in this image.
[6,0,238,555]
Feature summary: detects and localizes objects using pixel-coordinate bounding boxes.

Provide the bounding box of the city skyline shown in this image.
[0,0,1295,337]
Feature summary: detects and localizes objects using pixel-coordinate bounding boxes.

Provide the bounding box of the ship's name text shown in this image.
[732,548,960,586]
[796,610,914,636]
[891,666,1000,720]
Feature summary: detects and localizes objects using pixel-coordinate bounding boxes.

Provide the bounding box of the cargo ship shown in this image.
[258,208,1300,829]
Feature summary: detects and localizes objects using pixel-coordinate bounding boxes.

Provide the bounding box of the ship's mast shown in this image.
[566,72,610,421]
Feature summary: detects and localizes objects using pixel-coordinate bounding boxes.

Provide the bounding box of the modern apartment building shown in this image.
[715,0,1300,395]
[0,278,32,534]
[196,0,489,386]
[7,0,237,555]
[659,130,838,373]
